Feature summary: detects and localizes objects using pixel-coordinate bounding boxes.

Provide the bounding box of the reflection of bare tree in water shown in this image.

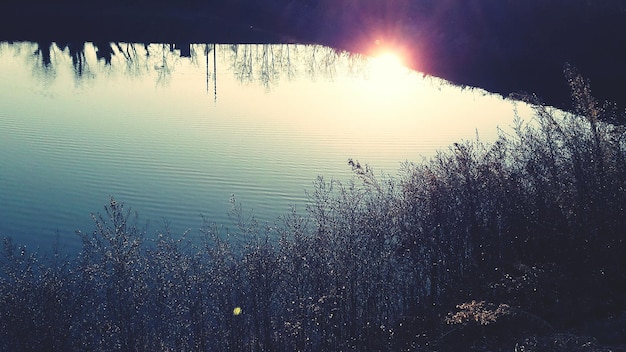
[259,44,276,89]
[306,45,322,80]
[30,42,100,83]
[114,43,148,77]
[230,44,254,83]
[109,43,179,86]
[155,44,175,86]
[228,44,302,89]
[227,43,352,89]
[94,42,114,65]
[342,51,369,82]
[188,44,210,97]
[31,42,96,83]
[305,46,348,81]
[277,44,297,81]
[31,41,57,82]
[305,46,365,81]
[35,41,53,69]
[16,41,372,94]
[57,42,93,79]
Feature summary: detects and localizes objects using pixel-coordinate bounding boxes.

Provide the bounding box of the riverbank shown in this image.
[2,78,626,350]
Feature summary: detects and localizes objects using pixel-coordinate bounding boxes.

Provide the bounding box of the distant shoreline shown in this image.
[3,2,625,114]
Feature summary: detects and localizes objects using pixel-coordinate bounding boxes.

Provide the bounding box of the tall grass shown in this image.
[1,68,625,351]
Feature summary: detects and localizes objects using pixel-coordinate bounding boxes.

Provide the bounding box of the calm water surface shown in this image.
[0,41,530,251]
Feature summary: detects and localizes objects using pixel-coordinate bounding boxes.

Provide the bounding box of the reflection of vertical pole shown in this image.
[213,44,217,102]
[205,44,209,94]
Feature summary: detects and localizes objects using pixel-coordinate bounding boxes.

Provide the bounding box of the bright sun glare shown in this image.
[363,49,413,100]
[373,52,403,68]
[370,51,404,74]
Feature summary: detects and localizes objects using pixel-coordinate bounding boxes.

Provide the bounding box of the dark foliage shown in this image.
[1,69,626,351]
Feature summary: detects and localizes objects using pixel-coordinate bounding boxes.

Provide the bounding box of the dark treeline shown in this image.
[4,0,626,113]
[20,41,369,96]
[2,67,625,351]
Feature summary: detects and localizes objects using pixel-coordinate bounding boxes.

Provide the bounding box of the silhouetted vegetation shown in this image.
[2,68,626,351]
[9,41,372,94]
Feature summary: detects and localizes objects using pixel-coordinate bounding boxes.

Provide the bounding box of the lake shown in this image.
[0,41,531,252]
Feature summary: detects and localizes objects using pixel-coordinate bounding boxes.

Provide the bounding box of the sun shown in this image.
[366,48,410,84]
[369,51,405,76]
[372,51,404,68]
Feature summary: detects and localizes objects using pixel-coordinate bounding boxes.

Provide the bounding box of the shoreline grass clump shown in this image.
[2,68,625,351]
